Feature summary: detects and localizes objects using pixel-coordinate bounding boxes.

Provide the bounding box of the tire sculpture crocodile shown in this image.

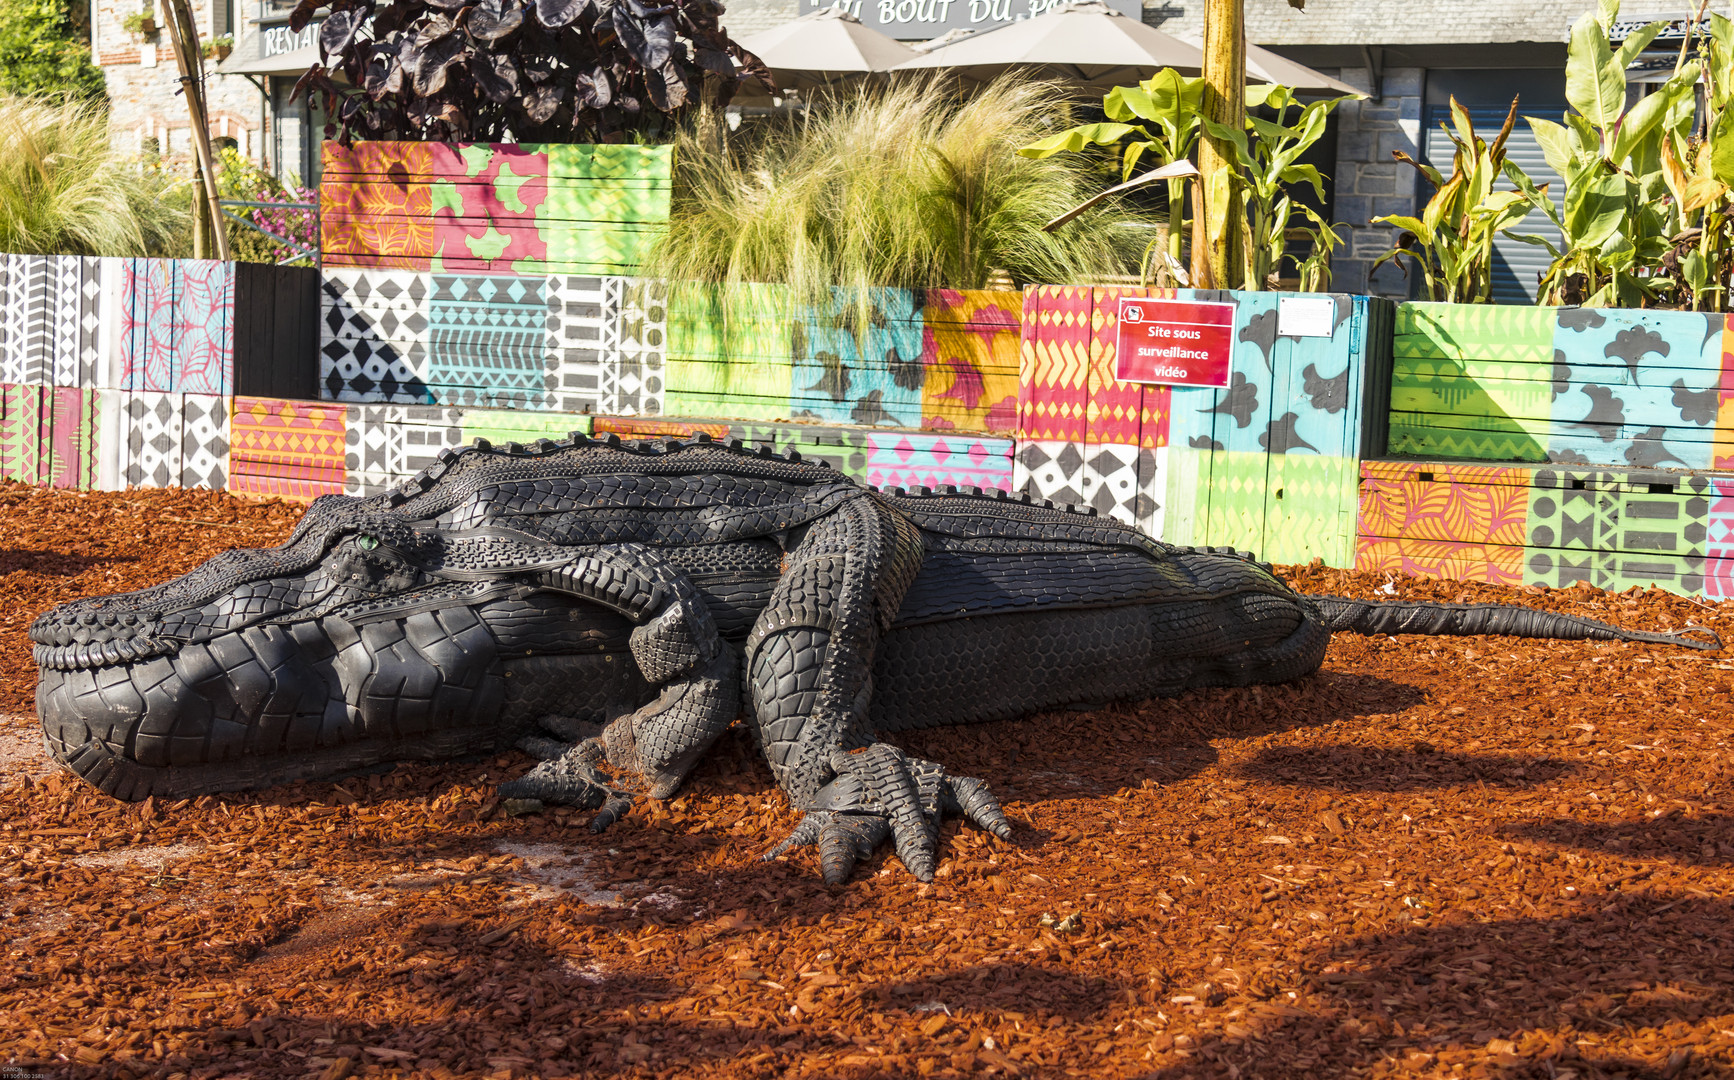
[30,435,1719,883]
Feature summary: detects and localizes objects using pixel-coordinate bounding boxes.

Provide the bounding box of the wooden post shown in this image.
[161,0,231,261]
[1194,0,1244,291]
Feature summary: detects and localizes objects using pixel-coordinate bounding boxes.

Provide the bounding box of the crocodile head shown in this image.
[31,492,644,801]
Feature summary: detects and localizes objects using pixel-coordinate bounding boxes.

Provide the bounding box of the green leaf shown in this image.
[1200,117,1254,164]
[1710,107,1734,186]
[1612,69,1698,163]
[1613,22,1665,70]
[1018,123,1141,158]
[1566,10,1625,135]
[1564,170,1628,247]
[1527,117,1581,177]
[1372,214,1433,243]
[1277,163,1326,199]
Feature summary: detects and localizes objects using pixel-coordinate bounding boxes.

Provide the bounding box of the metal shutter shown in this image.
[1421,104,1567,304]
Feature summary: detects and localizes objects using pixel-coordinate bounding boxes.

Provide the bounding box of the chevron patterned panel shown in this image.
[424,273,553,409]
[1017,286,1093,444]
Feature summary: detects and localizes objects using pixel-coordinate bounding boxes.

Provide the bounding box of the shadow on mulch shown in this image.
[1137,892,1734,1079]
[896,671,1429,806]
[1504,813,1734,869]
[0,550,129,576]
[1235,744,1579,792]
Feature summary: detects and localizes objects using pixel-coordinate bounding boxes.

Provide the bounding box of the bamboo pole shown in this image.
[1194,0,1244,290]
[160,0,231,261]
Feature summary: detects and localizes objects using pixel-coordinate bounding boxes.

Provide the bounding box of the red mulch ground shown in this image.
[4,483,1734,1079]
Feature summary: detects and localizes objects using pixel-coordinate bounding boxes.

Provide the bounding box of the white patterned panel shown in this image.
[604,278,665,416]
[97,389,127,490]
[123,391,182,489]
[72,257,108,388]
[49,256,82,387]
[94,257,127,390]
[545,274,610,415]
[342,404,464,495]
[1012,438,1086,508]
[180,393,230,489]
[1079,442,1161,532]
[320,269,433,403]
[18,255,54,386]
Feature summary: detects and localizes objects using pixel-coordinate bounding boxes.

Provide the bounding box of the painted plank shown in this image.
[919,288,1021,434]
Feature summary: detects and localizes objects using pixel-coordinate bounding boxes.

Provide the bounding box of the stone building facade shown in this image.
[94,0,264,165]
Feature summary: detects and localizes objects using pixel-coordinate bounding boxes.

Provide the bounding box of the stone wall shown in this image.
[94,0,266,169]
[1327,66,1422,300]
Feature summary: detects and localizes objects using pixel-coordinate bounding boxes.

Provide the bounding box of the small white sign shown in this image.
[1277,296,1336,338]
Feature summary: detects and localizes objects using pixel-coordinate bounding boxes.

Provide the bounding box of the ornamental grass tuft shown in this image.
[0,94,186,257]
[649,76,1142,309]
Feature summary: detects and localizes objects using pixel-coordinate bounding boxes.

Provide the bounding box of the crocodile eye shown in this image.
[357,535,380,551]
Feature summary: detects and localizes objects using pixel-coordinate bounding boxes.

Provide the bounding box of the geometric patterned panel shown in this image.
[1012,437,1085,507]
[607,278,666,417]
[319,269,433,403]
[544,274,611,415]
[2,255,55,387]
[1017,285,1093,445]
[1387,301,1558,461]
[180,393,229,489]
[230,396,347,500]
[47,385,100,489]
[864,430,1015,492]
[425,273,553,409]
[0,382,50,485]
[1705,476,1734,599]
[121,391,182,488]
[343,404,466,495]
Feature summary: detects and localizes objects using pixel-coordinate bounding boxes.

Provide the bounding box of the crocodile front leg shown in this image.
[749,495,1010,884]
[499,544,739,828]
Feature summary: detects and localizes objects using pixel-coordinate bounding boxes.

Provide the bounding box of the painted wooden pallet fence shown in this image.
[1016,286,1390,566]
[0,384,101,489]
[921,289,1022,435]
[1389,304,1734,469]
[321,142,672,277]
[1357,458,1734,597]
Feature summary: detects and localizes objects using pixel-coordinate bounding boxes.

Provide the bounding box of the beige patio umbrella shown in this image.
[889,0,1204,85]
[893,0,1360,97]
[736,8,922,92]
[1167,33,1364,97]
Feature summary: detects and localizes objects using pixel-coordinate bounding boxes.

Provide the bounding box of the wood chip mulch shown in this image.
[4,483,1734,1079]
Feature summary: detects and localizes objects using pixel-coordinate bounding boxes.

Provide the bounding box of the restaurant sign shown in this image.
[1114,297,1236,388]
[804,0,1142,39]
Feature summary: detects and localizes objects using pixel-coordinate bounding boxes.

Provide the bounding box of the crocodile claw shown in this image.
[762,744,1012,884]
[498,738,636,833]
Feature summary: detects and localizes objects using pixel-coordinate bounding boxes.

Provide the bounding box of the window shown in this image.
[141,135,161,163]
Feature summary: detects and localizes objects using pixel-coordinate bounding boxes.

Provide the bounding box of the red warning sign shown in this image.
[1114,297,1237,388]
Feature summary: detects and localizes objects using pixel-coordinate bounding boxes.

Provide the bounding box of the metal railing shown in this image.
[217,198,321,267]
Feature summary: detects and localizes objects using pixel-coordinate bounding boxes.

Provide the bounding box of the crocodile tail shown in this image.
[1305,595,1722,652]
